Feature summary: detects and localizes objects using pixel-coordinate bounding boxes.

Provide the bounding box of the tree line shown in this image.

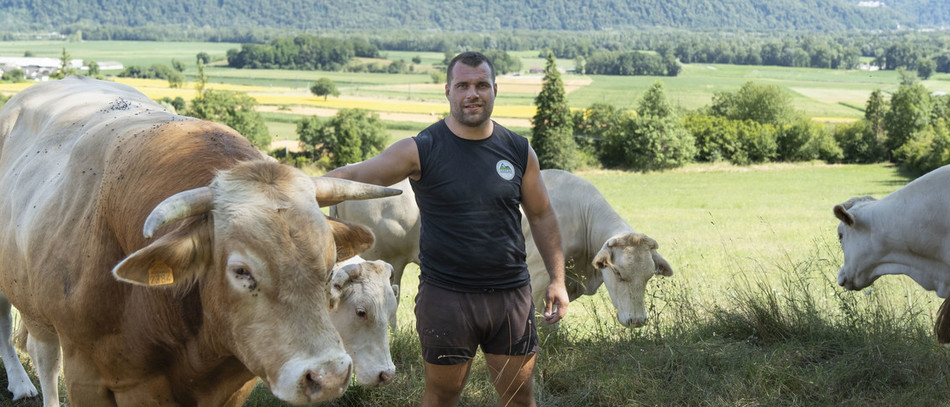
[5,0,946,35]
[527,61,950,176]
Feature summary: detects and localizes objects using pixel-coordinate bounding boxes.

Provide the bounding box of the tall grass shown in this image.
[5,163,950,406]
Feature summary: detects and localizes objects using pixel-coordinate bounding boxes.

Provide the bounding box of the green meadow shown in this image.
[240,162,947,407]
[0,41,949,406]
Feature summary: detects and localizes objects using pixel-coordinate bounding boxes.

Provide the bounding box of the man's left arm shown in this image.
[520,147,569,324]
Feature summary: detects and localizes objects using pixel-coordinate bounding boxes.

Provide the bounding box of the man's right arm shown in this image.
[324,138,421,186]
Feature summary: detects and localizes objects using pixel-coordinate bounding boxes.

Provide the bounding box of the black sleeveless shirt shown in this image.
[410,120,530,291]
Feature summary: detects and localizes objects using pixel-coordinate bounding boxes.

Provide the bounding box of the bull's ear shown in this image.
[653,251,673,277]
[327,217,375,260]
[833,204,855,227]
[592,240,613,270]
[112,221,211,288]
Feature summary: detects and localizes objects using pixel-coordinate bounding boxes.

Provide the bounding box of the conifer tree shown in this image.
[531,52,576,171]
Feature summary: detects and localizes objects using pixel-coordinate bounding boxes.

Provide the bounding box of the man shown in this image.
[325,51,569,407]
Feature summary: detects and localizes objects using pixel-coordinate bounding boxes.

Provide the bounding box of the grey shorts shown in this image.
[414,280,540,365]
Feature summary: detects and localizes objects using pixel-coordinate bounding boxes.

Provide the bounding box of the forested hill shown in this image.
[0,0,947,35]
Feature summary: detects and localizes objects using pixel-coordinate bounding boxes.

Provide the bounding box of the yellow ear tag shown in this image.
[148,262,175,286]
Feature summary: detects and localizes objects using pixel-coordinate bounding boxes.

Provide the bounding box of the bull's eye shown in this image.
[229,264,258,291]
[355,307,368,319]
[838,232,843,241]
[233,266,251,279]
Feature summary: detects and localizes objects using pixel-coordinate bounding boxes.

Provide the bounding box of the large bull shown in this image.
[834,165,950,342]
[0,76,399,406]
[331,169,673,327]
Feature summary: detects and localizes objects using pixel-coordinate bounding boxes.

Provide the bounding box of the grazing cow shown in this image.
[329,257,399,386]
[0,76,399,406]
[834,166,950,297]
[834,165,950,342]
[523,170,673,328]
[331,170,673,327]
[329,178,419,297]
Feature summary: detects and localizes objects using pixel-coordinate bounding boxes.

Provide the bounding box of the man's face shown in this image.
[446,62,497,128]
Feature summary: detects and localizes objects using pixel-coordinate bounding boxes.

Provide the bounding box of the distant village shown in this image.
[0,57,123,81]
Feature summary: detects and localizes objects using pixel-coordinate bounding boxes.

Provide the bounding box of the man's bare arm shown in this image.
[520,147,569,324]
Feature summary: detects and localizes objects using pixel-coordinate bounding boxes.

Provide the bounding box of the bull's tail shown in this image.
[12,313,27,352]
[934,296,950,344]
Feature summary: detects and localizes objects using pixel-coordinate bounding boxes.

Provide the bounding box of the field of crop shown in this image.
[1,41,950,406]
[2,40,949,142]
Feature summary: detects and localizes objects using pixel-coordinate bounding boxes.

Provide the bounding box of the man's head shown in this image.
[446,52,496,85]
[445,52,497,129]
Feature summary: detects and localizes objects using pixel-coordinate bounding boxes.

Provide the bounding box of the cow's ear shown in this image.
[112,221,211,288]
[327,217,375,260]
[329,263,362,310]
[593,240,613,270]
[653,251,674,277]
[833,204,855,227]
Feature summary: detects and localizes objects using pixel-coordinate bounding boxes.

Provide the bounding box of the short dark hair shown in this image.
[446,51,496,84]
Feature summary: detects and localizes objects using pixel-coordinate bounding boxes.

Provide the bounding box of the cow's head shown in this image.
[834,195,882,291]
[592,233,673,328]
[329,259,398,387]
[111,160,400,404]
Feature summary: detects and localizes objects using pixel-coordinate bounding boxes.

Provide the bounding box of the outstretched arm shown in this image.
[520,147,568,324]
[321,138,421,206]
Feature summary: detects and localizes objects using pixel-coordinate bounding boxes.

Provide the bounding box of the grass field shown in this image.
[2,40,948,136]
[4,162,945,406]
[245,163,950,406]
[0,41,949,405]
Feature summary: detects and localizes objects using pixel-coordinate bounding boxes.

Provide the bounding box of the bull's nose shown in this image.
[302,362,352,402]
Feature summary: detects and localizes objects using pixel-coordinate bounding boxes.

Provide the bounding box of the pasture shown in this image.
[2,40,949,141]
[3,162,948,406]
[0,41,949,405]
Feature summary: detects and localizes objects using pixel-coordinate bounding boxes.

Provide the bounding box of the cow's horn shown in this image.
[143,187,214,238]
[311,177,402,203]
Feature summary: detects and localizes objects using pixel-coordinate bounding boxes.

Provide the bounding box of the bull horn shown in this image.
[312,177,401,205]
[143,187,214,238]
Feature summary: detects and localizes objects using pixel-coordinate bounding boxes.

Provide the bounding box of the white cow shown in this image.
[834,165,950,297]
[329,257,399,387]
[331,170,673,328]
[329,178,419,296]
[834,165,950,342]
[524,169,673,328]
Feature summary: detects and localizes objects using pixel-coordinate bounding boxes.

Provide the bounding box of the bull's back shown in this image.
[0,76,258,322]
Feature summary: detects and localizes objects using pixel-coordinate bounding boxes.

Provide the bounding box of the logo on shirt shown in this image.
[496,160,515,180]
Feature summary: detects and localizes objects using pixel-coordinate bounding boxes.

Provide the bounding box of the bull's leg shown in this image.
[0,294,38,400]
[26,332,61,407]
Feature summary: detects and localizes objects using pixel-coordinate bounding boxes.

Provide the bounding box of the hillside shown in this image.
[0,0,946,34]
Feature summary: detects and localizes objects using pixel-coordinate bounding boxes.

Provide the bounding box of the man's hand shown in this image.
[543,281,569,324]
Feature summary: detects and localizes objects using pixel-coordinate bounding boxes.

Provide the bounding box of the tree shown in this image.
[52,48,77,80]
[1,68,24,82]
[884,82,931,156]
[531,52,576,171]
[86,60,100,78]
[710,81,795,126]
[186,90,271,150]
[310,77,340,101]
[298,108,387,167]
[637,81,675,118]
[171,59,186,72]
[918,58,937,80]
[196,52,211,65]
